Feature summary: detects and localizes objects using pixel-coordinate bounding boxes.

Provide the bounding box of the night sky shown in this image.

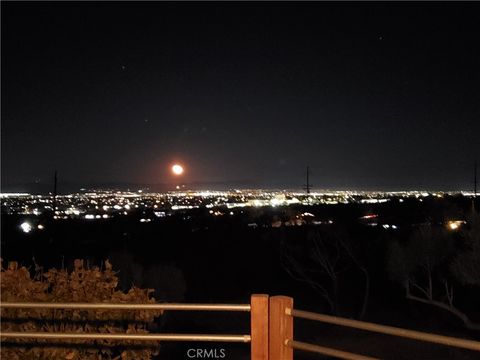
[2,2,480,192]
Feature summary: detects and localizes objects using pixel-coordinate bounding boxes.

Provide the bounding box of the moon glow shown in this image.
[172,164,184,175]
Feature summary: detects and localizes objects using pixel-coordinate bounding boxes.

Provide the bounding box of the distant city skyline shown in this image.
[2,2,479,191]
[1,175,477,195]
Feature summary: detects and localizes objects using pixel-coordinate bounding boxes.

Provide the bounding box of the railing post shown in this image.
[269,296,293,360]
[251,294,269,360]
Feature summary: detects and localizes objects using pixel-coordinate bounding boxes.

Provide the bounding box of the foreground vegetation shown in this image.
[0,259,162,360]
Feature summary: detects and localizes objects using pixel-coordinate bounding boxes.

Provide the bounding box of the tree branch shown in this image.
[406,294,480,331]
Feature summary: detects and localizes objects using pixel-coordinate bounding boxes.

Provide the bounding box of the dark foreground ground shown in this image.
[2,196,479,359]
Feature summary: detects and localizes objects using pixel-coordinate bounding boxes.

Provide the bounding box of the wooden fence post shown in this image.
[269,296,293,360]
[251,294,269,360]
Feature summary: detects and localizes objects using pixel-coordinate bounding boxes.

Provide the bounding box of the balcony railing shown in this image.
[1,294,480,359]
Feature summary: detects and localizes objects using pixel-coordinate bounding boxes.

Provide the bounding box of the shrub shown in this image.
[0,259,163,360]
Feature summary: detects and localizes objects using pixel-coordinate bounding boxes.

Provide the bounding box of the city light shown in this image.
[447,220,465,231]
[449,222,459,230]
[2,191,476,228]
[20,221,33,233]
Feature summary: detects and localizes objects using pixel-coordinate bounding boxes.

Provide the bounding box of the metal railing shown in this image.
[0,297,260,353]
[0,332,250,342]
[2,295,480,359]
[0,302,250,312]
[290,308,480,352]
[269,296,480,360]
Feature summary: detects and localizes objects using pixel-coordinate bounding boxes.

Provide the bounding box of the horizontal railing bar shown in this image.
[0,332,251,343]
[287,339,379,360]
[291,309,480,352]
[0,302,251,312]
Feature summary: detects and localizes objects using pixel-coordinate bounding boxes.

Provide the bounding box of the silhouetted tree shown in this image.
[387,219,480,330]
[451,213,480,287]
[281,228,370,318]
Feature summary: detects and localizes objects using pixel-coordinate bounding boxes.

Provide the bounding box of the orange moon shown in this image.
[171,164,184,175]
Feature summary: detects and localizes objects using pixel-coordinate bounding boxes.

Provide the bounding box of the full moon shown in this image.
[171,164,184,175]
